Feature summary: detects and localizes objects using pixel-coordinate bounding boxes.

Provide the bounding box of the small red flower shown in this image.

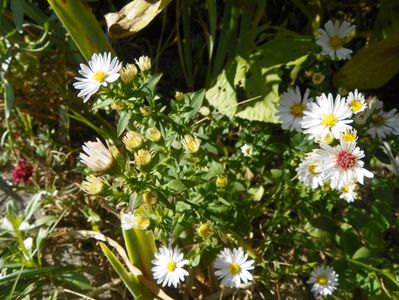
[12,160,33,183]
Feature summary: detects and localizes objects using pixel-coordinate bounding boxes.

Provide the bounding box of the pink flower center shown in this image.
[336,150,357,170]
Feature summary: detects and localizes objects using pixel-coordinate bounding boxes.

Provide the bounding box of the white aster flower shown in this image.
[241,144,253,157]
[307,265,339,297]
[368,108,399,140]
[121,212,150,230]
[346,89,367,114]
[73,52,122,102]
[301,93,353,140]
[214,247,255,288]
[79,138,113,172]
[276,87,312,131]
[316,141,373,188]
[338,182,358,203]
[296,152,324,189]
[316,20,355,60]
[151,246,189,288]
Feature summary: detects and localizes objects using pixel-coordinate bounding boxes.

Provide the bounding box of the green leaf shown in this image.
[352,246,382,265]
[206,59,240,118]
[144,73,163,95]
[3,78,14,119]
[334,36,399,89]
[11,0,24,33]
[100,243,153,299]
[207,35,316,122]
[182,89,205,121]
[164,179,186,192]
[48,0,114,60]
[56,271,93,291]
[91,98,113,110]
[176,201,191,212]
[117,111,131,137]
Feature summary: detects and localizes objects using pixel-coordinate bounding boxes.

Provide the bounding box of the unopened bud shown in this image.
[81,175,105,195]
[215,175,228,188]
[140,106,152,117]
[134,149,152,167]
[120,64,138,83]
[123,131,143,151]
[146,127,161,142]
[175,91,185,102]
[143,191,158,205]
[135,56,151,72]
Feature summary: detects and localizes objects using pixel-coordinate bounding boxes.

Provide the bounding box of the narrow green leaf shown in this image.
[48,0,114,60]
[100,243,153,299]
[56,271,93,291]
[10,0,23,33]
[3,78,14,119]
[117,111,131,137]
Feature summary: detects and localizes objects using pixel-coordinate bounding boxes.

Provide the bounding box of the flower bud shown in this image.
[143,191,158,205]
[199,106,210,117]
[111,100,125,111]
[196,223,214,239]
[134,149,152,167]
[215,175,228,188]
[146,127,161,142]
[123,131,143,151]
[135,56,151,72]
[140,106,152,117]
[81,175,105,195]
[121,212,150,230]
[181,134,200,154]
[312,72,325,85]
[175,91,185,102]
[120,64,138,83]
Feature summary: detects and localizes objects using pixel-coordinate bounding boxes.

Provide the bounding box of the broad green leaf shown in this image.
[334,35,399,89]
[105,0,171,39]
[48,0,114,60]
[164,179,186,192]
[352,246,382,265]
[206,58,241,118]
[207,35,317,122]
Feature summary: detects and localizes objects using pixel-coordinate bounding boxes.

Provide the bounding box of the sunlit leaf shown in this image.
[334,36,399,89]
[105,0,171,39]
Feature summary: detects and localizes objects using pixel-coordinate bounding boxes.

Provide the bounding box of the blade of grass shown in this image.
[48,0,114,60]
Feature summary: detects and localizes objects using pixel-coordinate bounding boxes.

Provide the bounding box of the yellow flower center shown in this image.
[317,275,329,286]
[290,103,304,117]
[341,132,356,142]
[92,71,107,82]
[372,114,385,127]
[341,185,349,193]
[307,163,319,175]
[228,262,241,275]
[166,261,176,272]
[350,100,363,112]
[321,113,337,127]
[329,36,343,50]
